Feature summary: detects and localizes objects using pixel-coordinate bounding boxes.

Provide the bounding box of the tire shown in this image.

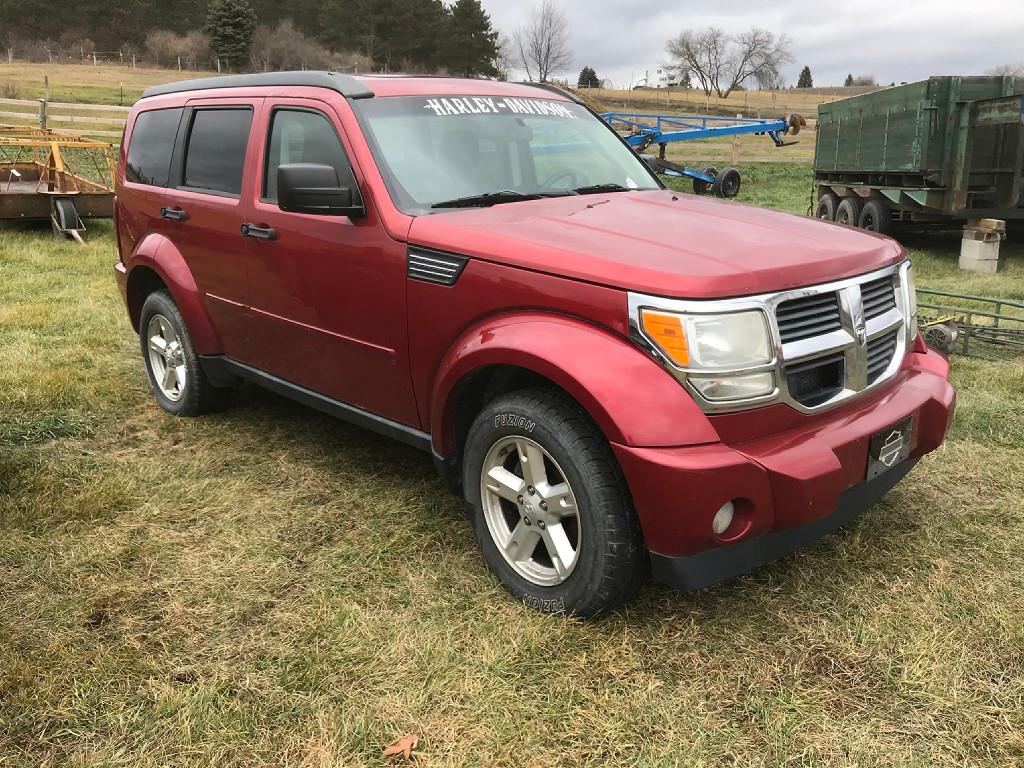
[859,199,893,235]
[463,389,647,617]
[712,167,741,198]
[835,196,863,227]
[692,165,717,195]
[139,290,226,416]
[816,191,839,220]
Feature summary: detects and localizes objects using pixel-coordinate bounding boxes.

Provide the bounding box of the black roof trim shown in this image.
[517,82,584,105]
[141,71,374,100]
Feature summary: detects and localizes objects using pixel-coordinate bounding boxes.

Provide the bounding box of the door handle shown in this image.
[240,223,277,241]
[160,206,188,221]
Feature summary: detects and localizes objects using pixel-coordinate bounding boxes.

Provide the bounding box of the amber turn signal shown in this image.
[641,310,689,366]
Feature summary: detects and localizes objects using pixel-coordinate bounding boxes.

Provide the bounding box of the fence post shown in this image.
[177,56,181,71]
[38,99,47,130]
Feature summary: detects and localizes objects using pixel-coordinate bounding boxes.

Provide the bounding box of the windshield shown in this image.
[354,95,661,214]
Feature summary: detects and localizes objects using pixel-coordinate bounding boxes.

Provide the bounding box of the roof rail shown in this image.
[141,71,374,100]
[518,82,584,105]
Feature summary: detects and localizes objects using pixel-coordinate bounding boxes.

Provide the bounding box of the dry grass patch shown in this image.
[2,167,1024,766]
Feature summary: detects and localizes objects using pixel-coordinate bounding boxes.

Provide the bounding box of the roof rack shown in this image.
[518,82,584,105]
[141,71,374,100]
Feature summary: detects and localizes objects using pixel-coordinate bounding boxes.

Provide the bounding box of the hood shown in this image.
[407,190,904,299]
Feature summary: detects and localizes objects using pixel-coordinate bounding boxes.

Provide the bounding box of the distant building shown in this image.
[654,66,680,88]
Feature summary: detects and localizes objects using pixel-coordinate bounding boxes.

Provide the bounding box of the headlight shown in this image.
[689,371,776,402]
[639,308,775,401]
[640,309,772,368]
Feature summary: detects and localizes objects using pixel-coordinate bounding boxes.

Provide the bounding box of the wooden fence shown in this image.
[0,97,127,137]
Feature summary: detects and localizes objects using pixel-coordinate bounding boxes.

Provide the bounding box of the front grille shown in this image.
[776,291,842,343]
[867,330,899,383]
[785,353,845,407]
[861,276,897,319]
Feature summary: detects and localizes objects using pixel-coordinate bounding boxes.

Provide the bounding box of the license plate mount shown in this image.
[866,416,914,480]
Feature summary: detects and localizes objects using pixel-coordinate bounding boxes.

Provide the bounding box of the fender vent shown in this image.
[407,247,468,286]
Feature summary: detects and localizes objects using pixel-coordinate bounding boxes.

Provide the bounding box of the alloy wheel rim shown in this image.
[147,314,187,401]
[480,435,581,587]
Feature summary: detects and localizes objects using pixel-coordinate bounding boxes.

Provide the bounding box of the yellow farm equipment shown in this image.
[0,125,116,243]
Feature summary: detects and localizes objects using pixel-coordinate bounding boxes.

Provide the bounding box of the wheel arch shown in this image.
[430,313,720,485]
[125,235,223,354]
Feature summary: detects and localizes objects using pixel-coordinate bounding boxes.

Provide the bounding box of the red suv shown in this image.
[114,72,955,616]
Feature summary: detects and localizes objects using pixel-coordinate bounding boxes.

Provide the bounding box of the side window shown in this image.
[182,108,252,196]
[125,108,182,186]
[263,109,357,203]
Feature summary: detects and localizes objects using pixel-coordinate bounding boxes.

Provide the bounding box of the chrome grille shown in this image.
[861,275,897,319]
[867,330,899,383]
[776,292,842,343]
[628,262,912,415]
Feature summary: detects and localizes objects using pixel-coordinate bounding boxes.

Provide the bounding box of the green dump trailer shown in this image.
[813,76,1024,233]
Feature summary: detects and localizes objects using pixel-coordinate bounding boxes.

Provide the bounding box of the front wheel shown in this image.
[463,389,647,616]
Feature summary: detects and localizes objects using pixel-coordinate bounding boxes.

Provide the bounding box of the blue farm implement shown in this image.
[601,112,806,197]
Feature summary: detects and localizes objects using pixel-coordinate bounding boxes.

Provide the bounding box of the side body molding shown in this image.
[125,234,223,355]
[429,312,721,457]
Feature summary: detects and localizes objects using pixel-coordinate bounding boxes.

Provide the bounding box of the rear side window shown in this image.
[263,109,357,203]
[182,108,253,196]
[125,108,182,186]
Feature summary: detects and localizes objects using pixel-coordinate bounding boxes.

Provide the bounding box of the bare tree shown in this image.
[514,0,572,82]
[987,62,1024,76]
[666,27,792,98]
[495,34,515,81]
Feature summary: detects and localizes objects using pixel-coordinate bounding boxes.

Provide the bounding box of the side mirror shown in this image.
[276,163,365,217]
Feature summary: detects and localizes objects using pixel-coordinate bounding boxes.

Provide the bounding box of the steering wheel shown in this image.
[541,168,583,190]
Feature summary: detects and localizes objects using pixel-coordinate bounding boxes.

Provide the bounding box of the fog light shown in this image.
[712,501,735,535]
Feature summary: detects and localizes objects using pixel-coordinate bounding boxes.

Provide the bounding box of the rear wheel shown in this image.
[835,196,863,227]
[463,389,647,616]
[712,167,741,198]
[859,199,893,235]
[139,290,226,416]
[692,165,717,195]
[816,191,839,220]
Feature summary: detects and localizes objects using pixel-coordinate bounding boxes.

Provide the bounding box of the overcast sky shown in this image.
[481,0,1024,89]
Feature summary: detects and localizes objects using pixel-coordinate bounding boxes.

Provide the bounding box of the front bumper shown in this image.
[612,344,955,589]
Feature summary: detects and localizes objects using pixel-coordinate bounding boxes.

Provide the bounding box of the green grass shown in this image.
[2,166,1024,766]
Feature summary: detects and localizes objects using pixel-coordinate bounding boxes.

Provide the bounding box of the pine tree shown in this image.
[844,73,854,87]
[577,66,600,88]
[797,65,813,88]
[444,0,499,76]
[206,0,256,70]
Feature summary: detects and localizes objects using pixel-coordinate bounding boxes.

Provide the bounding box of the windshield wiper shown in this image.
[570,183,631,195]
[431,190,547,209]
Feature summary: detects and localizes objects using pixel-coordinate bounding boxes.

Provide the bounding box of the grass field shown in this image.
[2,166,1024,767]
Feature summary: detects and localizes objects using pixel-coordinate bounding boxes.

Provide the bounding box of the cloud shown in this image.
[483,0,1024,88]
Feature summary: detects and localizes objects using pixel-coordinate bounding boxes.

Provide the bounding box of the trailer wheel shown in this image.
[713,168,741,198]
[859,199,893,235]
[815,191,839,220]
[835,196,863,227]
[692,166,717,195]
